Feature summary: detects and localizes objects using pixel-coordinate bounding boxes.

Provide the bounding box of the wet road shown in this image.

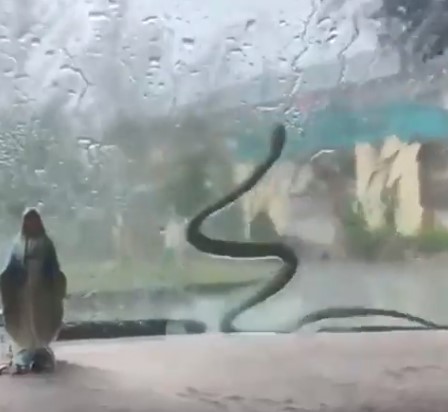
[63,258,448,332]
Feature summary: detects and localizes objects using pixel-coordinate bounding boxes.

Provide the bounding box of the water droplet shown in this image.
[182,37,195,51]
[256,104,278,113]
[0,55,16,77]
[245,19,256,31]
[30,37,41,46]
[327,32,337,43]
[88,10,109,21]
[229,46,244,55]
[148,55,161,68]
[142,15,158,24]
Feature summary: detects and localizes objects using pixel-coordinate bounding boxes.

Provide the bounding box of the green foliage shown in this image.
[201,145,245,242]
[0,119,124,260]
[411,229,448,255]
[160,139,246,242]
[0,122,95,207]
[342,202,396,261]
[161,151,212,218]
[66,257,276,293]
[342,201,448,260]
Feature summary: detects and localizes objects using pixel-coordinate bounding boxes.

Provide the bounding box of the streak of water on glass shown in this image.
[0,0,445,341]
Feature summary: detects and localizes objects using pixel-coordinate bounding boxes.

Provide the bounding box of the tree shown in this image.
[158,128,246,242]
[161,151,211,219]
[371,0,448,67]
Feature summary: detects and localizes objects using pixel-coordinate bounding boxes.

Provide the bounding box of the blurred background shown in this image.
[1,0,448,332]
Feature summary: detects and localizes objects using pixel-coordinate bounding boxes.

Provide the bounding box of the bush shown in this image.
[161,151,212,219]
[342,202,448,260]
[342,202,396,261]
[160,142,246,242]
[410,229,448,255]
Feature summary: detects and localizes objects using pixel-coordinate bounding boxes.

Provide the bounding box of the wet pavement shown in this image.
[63,258,448,333]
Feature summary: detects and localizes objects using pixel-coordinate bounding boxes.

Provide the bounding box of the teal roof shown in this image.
[232,102,448,161]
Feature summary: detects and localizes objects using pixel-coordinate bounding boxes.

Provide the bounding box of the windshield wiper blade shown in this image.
[297,306,441,330]
[57,319,206,341]
[4,306,439,341]
[53,307,445,339]
[318,325,448,333]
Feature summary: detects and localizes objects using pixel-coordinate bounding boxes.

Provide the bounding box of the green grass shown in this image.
[65,257,278,294]
[342,202,448,261]
[410,229,448,254]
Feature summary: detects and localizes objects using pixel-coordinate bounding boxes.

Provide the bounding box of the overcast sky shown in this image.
[0,0,396,113]
[128,0,380,66]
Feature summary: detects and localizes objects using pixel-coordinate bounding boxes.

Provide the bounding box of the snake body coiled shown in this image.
[186,123,299,333]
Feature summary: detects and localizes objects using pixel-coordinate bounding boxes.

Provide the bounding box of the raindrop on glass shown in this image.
[181,37,195,51]
[142,15,158,24]
[245,19,256,32]
[88,10,109,22]
[30,37,41,46]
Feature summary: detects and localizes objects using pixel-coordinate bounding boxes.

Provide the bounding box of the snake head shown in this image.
[270,123,286,155]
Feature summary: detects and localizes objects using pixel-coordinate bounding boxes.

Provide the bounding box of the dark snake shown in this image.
[186,122,442,334]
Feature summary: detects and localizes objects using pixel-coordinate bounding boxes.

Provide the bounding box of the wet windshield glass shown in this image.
[0,0,447,339]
